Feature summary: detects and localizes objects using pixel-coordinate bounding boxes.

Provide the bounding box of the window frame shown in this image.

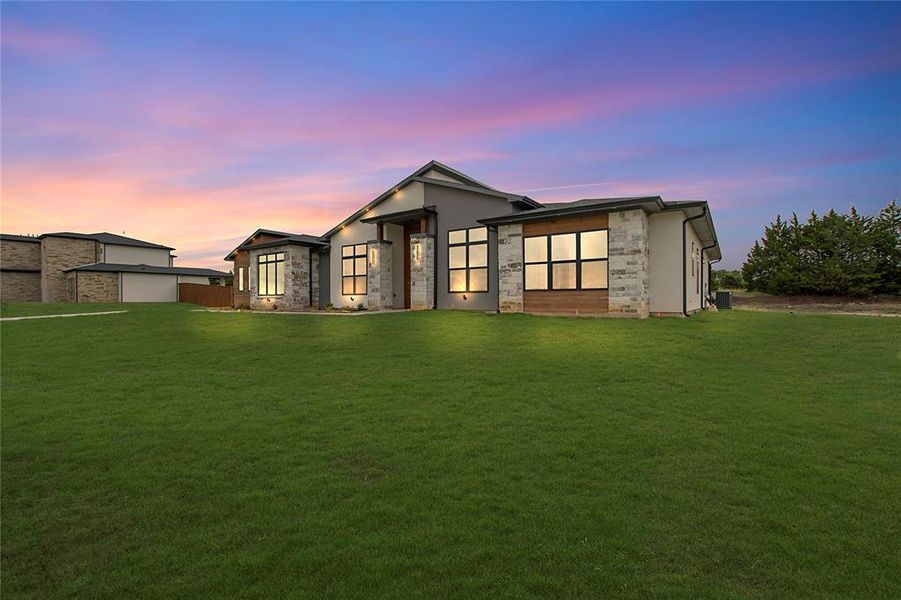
[238,266,246,292]
[447,227,489,293]
[523,228,609,292]
[341,244,368,296]
[257,252,285,296]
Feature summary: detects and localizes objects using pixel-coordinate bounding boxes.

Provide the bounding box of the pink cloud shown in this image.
[1,20,99,59]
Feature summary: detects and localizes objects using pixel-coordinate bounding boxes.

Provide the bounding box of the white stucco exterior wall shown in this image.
[648,211,683,314]
[685,223,703,313]
[103,244,171,267]
[422,170,465,184]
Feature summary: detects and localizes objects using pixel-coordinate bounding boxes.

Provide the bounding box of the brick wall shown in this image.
[1,239,41,270]
[1,271,41,302]
[1,239,42,302]
[42,236,99,302]
[72,271,119,302]
[233,250,250,308]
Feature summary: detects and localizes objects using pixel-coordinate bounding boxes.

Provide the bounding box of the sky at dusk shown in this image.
[2,2,899,270]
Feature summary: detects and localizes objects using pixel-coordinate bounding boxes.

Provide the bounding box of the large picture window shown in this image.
[342,244,367,295]
[524,229,608,291]
[257,253,285,296]
[448,226,488,293]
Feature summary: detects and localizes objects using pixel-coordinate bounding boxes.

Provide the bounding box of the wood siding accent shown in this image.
[522,213,610,314]
[524,290,609,314]
[522,213,608,236]
[178,283,233,307]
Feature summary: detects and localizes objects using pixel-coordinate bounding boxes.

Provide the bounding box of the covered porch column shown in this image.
[409,232,434,310]
[361,206,436,311]
[366,239,393,310]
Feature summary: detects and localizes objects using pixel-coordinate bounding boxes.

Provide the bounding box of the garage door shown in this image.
[121,273,178,302]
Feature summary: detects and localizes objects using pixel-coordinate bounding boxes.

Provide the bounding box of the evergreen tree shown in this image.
[741,201,900,297]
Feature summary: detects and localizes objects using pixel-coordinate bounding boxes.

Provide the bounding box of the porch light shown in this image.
[370,247,377,267]
[413,241,421,265]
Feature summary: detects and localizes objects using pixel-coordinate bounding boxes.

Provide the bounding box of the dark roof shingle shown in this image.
[41,232,174,250]
[63,263,230,277]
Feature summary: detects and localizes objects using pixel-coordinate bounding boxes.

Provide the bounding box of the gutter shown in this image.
[682,206,707,317]
[433,211,438,309]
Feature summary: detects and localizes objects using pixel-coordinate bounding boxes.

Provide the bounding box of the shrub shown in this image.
[712,270,744,290]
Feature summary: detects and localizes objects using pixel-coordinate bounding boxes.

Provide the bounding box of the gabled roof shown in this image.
[319,160,539,240]
[40,231,174,250]
[0,234,41,243]
[224,228,329,261]
[63,263,231,277]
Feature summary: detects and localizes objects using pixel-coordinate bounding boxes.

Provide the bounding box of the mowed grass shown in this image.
[1,305,899,598]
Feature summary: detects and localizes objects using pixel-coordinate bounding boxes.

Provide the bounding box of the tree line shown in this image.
[716,201,899,297]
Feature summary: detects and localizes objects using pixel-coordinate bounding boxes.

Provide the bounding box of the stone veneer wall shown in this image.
[249,245,312,311]
[42,236,99,302]
[71,271,119,302]
[1,272,41,302]
[409,234,434,310]
[366,240,393,310]
[311,252,320,309]
[497,224,524,313]
[608,209,650,318]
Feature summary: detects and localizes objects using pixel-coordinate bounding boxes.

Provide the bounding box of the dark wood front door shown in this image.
[403,222,418,308]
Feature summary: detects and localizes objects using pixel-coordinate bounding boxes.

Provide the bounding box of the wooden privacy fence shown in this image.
[178,283,233,307]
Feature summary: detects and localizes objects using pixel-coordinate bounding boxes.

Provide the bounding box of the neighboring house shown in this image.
[0,232,231,303]
[225,161,720,317]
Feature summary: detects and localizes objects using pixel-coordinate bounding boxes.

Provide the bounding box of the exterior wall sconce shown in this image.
[413,242,421,265]
[369,247,377,267]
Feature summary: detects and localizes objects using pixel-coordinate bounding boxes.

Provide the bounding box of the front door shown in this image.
[403,222,418,308]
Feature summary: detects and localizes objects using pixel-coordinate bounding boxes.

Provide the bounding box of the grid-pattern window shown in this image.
[448,226,488,293]
[342,244,367,295]
[257,253,285,296]
[524,230,608,291]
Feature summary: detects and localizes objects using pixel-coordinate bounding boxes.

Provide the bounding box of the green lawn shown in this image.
[2,305,899,598]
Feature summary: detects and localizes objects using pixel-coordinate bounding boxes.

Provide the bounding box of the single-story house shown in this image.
[0,231,231,303]
[225,160,720,317]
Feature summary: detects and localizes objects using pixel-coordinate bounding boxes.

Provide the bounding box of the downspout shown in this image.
[707,257,722,306]
[433,212,438,309]
[682,206,707,317]
[700,241,717,309]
